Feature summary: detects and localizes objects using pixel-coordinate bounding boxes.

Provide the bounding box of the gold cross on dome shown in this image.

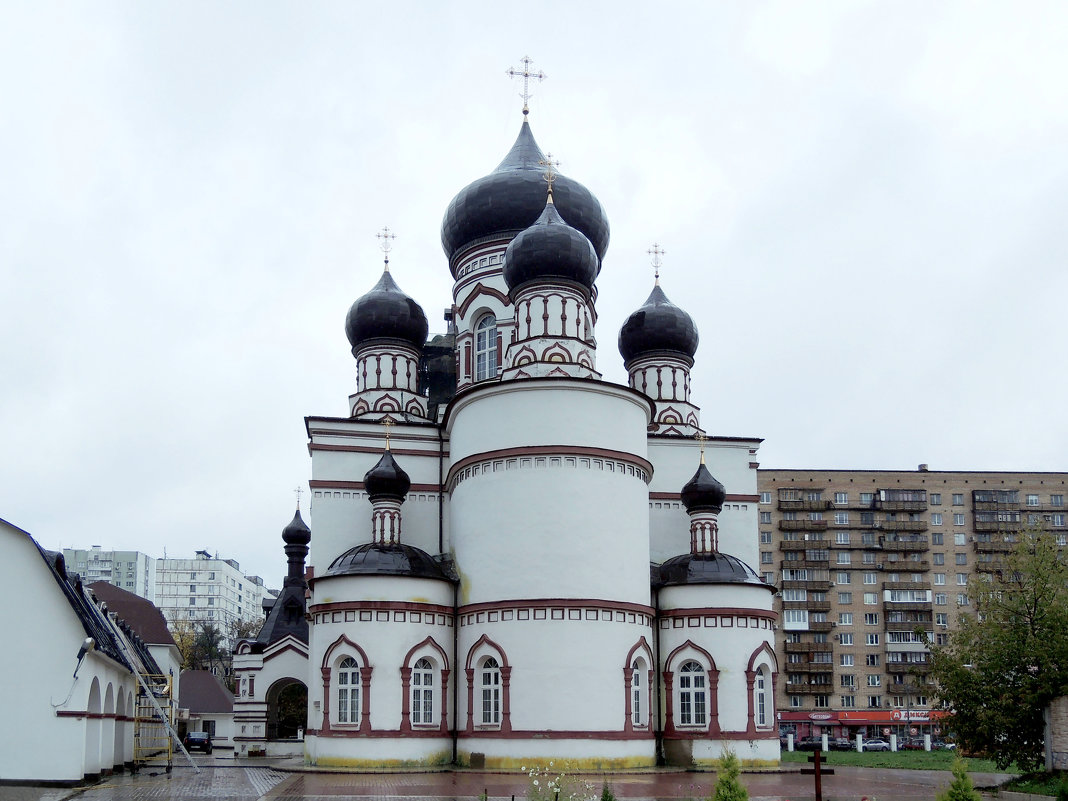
[507,55,546,116]
[382,417,394,450]
[648,243,665,283]
[294,485,304,510]
[376,226,396,271]
[539,152,560,197]
[695,430,708,464]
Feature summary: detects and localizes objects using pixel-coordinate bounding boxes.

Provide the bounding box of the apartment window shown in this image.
[933,553,945,565]
[862,552,876,565]
[957,594,970,606]
[861,512,875,526]
[1053,514,1066,527]
[936,633,949,646]
[813,695,830,708]
[1059,534,1068,547]
[954,514,966,526]
[934,573,946,585]
[868,696,883,708]
[836,532,850,545]
[790,696,803,709]
[760,531,772,544]
[840,654,855,667]
[952,494,964,505]
[860,493,874,505]
[809,512,824,522]
[835,492,849,504]
[935,593,947,605]
[936,613,948,626]
[783,589,807,602]
[838,592,853,604]
[866,634,880,646]
[864,573,877,585]
[208,572,216,580]
[839,633,855,645]
[760,552,773,564]
[930,493,942,505]
[863,592,877,605]
[1027,494,1040,507]
[841,695,856,708]
[866,654,880,666]
[955,553,967,565]
[759,511,772,524]
[807,491,823,502]
[931,513,943,526]
[838,612,853,625]
[188,598,196,605]
[1052,495,1064,507]
[868,674,881,687]
[837,552,851,565]
[957,573,968,585]
[835,512,850,525]
[207,598,214,606]
[932,532,944,545]
[864,613,879,625]
[761,572,774,584]
[190,585,196,593]
[760,492,772,504]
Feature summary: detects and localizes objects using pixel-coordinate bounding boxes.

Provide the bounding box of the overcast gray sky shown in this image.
[3,2,1067,586]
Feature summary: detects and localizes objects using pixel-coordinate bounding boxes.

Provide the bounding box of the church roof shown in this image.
[618,282,699,365]
[344,269,429,354]
[503,197,599,294]
[655,552,773,590]
[179,669,234,714]
[326,542,453,581]
[253,582,309,647]
[88,581,176,648]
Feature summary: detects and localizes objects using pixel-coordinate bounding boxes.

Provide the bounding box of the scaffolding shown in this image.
[133,673,175,771]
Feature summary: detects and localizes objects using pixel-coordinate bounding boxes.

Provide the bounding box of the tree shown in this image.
[936,757,981,801]
[227,617,262,647]
[929,530,1068,770]
[169,620,228,674]
[711,748,748,801]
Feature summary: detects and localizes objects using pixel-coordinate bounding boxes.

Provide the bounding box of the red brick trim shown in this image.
[458,598,654,619]
[649,492,759,503]
[309,480,441,493]
[309,600,454,618]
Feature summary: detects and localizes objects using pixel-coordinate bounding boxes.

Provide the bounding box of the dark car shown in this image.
[796,736,824,751]
[183,731,213,754]
[832,737,855,751]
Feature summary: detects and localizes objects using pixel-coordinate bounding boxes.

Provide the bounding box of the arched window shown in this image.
[336,657,360,724]
[679,660,707,726]
[632,657,648,727]
[755,666,770,727]
[475,315,498,381]
[480,657,501,725]
[411,657,434,726]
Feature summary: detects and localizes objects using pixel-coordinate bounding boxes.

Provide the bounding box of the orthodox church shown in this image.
[235,82,777,769]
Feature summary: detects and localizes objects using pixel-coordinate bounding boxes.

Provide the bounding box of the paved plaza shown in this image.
[4,758,1017,801]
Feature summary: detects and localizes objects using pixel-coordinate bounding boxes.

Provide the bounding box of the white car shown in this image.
[863,738,891,751]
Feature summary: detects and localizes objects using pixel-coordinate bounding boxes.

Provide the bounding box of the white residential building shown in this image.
[155,550,273,636]
[63,546,157,602]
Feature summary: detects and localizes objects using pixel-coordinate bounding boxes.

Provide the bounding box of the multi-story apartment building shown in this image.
[757,468,1068,742]
[155,550,273,638]
[63,545,156,601]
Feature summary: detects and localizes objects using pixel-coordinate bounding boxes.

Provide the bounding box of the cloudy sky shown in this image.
[3,2,1067,586]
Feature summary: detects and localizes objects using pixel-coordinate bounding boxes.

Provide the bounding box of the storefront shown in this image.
[778,709,949,743]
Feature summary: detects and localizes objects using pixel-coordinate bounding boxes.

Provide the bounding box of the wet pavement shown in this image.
[3,757,1017,801]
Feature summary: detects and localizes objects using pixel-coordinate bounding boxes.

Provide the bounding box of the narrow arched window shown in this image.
[756,666,770,727]
[475,315,498,381]
[481,657,500,725]
[411,657,434,725]
[679,660,707,726]
[336,657,360,724]
[632,657,648,726]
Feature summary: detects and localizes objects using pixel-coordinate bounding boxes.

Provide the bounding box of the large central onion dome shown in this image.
[344,270,429,355]
[440,120,610,271]
[503,197,599,293]
[618,283,699,365]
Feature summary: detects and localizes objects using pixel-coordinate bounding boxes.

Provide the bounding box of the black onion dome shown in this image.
[657,552,771,589]
[282,509,311,545]
[681,462,727,514]
[344,270,429,354]
[363,450,411,502]
[440,120,610,270]
[503,199,599,293]
[618,284,699,365]
[327,542,450,580]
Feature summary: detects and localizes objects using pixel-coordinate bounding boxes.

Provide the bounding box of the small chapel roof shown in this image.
[179,669,234,714]
[89,581,176,648]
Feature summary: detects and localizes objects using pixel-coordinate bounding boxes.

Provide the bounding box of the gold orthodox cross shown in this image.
[377,226,396,271]
[507,55,546,116]
[695,430,708,464]
[539,153,560,197]
[648,243,665,283]
[382,417,394,450]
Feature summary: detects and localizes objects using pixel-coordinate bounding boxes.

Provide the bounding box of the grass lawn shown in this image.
[779,748,1016,774]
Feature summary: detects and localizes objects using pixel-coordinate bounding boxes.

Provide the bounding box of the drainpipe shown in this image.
[654,584,664,766]
[438,426,445,555]
[452,580,459,765]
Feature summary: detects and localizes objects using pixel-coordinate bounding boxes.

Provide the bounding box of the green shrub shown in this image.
[935,757,981,801]
[710,748,747,801]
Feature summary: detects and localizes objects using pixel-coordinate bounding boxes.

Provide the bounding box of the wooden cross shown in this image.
[648,242,665,283]
[539,152,560,197]
[800,748,835,801]
[507,55,546,116]
[376,226,396,271]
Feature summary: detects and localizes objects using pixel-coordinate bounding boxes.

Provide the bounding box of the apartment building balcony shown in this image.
[809,621,835,633]
[779,519,829,531]
[883,602,932,612]
[781,580,834,591]
[793,600,832,612]
[785,681,836,694]
[781,539,830,551]
[879,560,930,571]
[886,661,932,674]
[876,521,928,533]
[878,534,929,550]
[801,662,835,673]
[875,499,928,512]
[780,560,830,572]
[784,641,833,653]
[886,621,932,632]
[974,520,1023,533]
[973,537,1017,552]
[778,499,834,511]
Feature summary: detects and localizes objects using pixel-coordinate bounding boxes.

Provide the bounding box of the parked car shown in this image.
[183,730,213,754]
[832,737,855,751]
[863,738,891,751]
[796,736,825,751]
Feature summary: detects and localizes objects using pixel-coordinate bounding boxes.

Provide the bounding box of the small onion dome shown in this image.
[617,284,699,365]
[363,449,411,502]
[440,120,610,270]
[281,509,311,546]
[344,270,429,355]
[657,552,771,589]
[680,462,727,514]
[503,199,599,293]
[326,542,450,580]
